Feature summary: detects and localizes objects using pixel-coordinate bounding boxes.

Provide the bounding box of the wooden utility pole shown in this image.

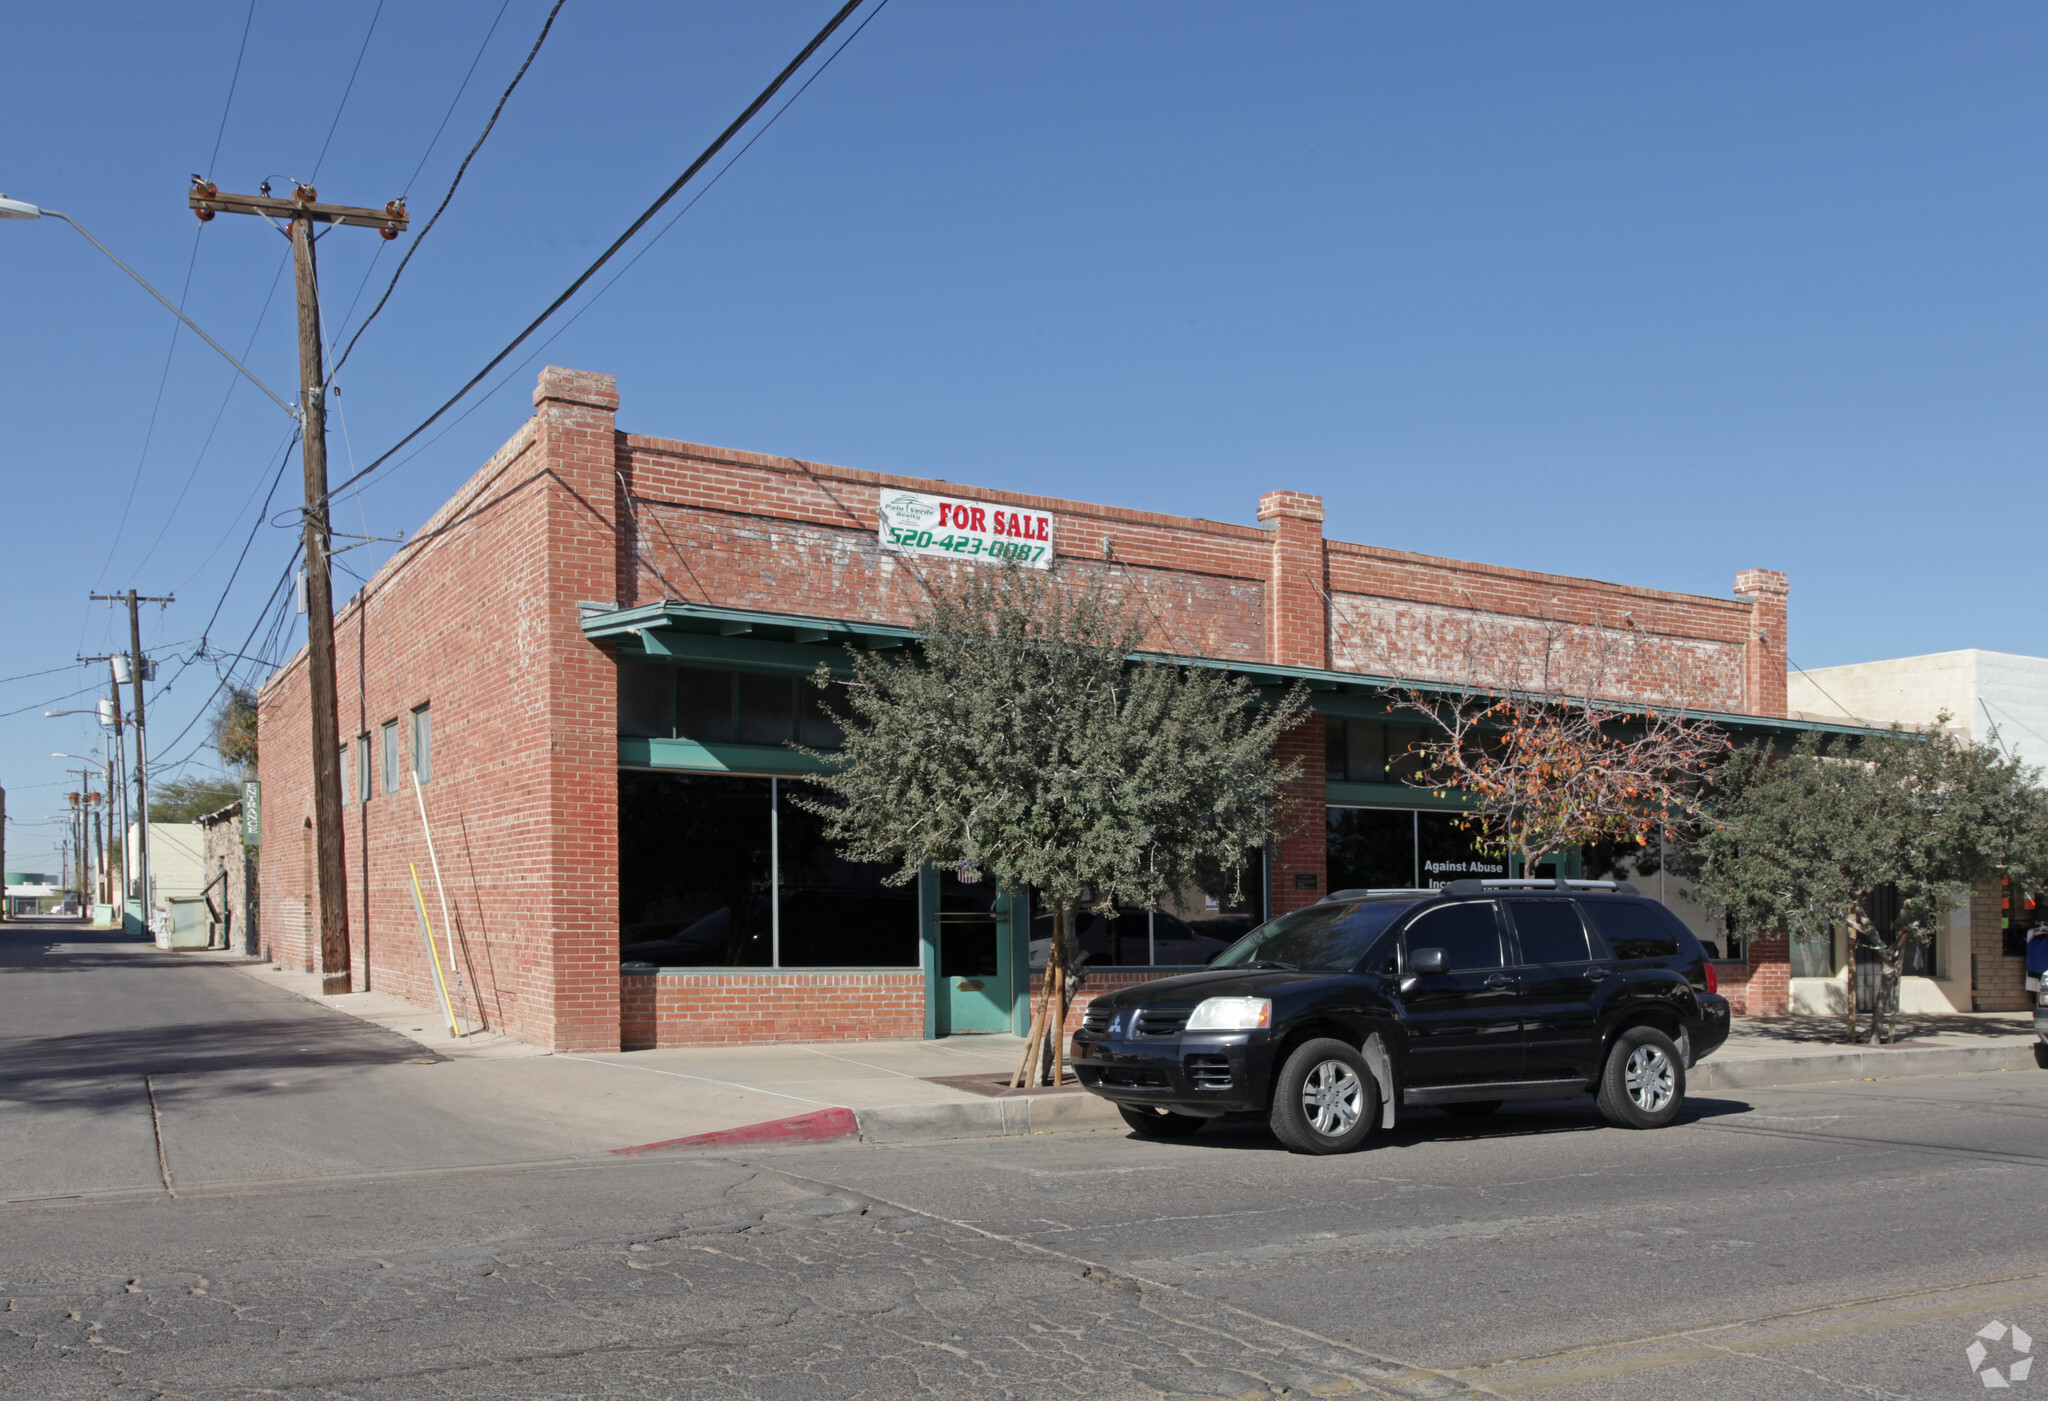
[189,181,406,993]
[92,592,172,931]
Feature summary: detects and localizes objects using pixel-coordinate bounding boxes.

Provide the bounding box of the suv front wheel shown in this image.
[1270,1038,1379,1155]
[1596,1026,1686,1129]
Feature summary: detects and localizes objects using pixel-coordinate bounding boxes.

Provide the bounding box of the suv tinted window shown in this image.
[1403,902,1502,971]
[1582,901,1680,960]
[1505,899,1591,964]
[1211,900,1415,972]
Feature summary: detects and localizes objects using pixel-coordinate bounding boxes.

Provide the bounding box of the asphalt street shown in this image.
[4,916,2046,1400]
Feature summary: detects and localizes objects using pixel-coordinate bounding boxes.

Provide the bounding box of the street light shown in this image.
[0,192,300,423]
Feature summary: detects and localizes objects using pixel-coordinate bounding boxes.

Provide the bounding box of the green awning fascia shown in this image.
[619,736,834,776]
[582,601,1887,743]
[1326,781,1475,811]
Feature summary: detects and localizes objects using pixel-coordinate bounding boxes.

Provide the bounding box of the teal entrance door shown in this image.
[924,869,1019,1036]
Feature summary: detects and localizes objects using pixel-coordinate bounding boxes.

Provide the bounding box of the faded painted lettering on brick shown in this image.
[878,490,1053,568]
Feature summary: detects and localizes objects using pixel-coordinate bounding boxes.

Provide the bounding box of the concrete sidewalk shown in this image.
[202,949,2045,1152]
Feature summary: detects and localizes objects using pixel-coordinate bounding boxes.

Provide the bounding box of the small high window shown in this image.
[381,720,401,795]
[411,704,432,785]
[358,734,373,804]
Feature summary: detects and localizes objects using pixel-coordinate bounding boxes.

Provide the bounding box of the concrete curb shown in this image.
[1695,1042,2040,1090]
[854,1093,1125,1144]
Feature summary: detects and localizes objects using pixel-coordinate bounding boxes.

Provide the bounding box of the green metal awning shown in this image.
[581,599,1885,742]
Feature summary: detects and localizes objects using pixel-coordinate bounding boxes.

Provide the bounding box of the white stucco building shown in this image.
[1783,649,2044,1015]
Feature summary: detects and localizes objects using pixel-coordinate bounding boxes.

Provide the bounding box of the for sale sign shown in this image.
[878,489,1053,568]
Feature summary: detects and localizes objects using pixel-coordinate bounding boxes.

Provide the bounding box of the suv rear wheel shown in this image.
[1269,1038,1379,1155]
[1596,1026,1685,1129]
[1118,1105,1205,1138]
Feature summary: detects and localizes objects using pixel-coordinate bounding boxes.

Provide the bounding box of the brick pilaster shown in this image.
[1735,569,1789,718]
[1744,935,1790,1016]
[1259,491,1328,670]
[1269,715,1328,916]
[534,366,624,1051]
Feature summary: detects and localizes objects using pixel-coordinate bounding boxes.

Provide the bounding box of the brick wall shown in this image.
[1972,877,2028,1011]
[1031,968,1198,1039]
[622,970,925,1047]
[258,367,625,1052]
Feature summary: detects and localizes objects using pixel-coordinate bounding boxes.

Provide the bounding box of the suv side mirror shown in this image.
[1409,947,1447,976]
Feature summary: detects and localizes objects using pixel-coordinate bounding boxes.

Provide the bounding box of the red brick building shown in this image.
[257,365,1840,1051]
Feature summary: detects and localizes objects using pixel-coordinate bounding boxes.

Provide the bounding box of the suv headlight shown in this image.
[1186,996,1271,1031]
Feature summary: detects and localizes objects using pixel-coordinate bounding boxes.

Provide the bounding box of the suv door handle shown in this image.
[1583,966,1614,982]
[1484,973,1515,990]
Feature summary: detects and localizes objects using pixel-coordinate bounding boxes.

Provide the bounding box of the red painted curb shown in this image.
[609,1106,860,1156]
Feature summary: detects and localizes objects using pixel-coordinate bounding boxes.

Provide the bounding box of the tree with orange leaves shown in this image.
[1385,620,1730,877]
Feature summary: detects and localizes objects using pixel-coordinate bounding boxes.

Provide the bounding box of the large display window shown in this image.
[618,771,916,968]
[1327,806,1508,891]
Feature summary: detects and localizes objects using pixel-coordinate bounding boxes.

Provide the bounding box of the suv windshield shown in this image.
[1210,900,1417,973]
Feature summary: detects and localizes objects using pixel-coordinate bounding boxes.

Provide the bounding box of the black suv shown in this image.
[1072,880,1730,1154]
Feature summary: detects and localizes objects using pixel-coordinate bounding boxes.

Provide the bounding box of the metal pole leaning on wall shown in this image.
[408,862,460,1038]
[409,770,471,1034]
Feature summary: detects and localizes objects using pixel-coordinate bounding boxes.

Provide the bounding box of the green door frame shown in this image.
[919,867,1030,1039]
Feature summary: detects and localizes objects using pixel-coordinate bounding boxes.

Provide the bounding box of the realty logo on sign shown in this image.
[879,490,1052,569]
[1968,1320,2033,1388]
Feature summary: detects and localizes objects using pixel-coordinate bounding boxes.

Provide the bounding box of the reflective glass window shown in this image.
[1505,899,1590,964]
[776,780,916,967]
[1403,901,1503,971]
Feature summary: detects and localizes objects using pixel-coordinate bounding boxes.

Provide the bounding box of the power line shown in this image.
[207,0,258,178]
[1,683,101,721]
[324,0,876,504]
[130,251,294,577]
[406,0,516,194]
[0,664,83,688]
[326,0,567,384]
[331,0,892,510]
[311,0,388,180]
[148,546,302,766]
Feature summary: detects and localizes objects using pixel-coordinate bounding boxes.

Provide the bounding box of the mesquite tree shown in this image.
[1691,724,2048,1042]
[1386,620,1729,875]
[799,563,1308,1085]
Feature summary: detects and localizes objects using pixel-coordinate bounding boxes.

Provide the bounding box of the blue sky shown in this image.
[3,2,2044,872]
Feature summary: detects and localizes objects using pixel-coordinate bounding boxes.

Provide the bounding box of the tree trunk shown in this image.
[1841,911,1868,1045]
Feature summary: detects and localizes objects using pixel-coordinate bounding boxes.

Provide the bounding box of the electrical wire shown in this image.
[207,0,258,178]
[330,0,892,510]
[0,664,83,688]
[311,0,387,180]
[147,547,302,767]
[406,0,516,195]
[324,0,875,505]
[326,0,564,384]
[130,252,294,577]
[0,683,102,721]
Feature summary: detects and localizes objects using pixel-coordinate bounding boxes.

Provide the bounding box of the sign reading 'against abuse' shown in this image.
[877,490,1053,569]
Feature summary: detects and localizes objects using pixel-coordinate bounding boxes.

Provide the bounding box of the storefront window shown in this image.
[619,658,846,749]
[619,772,772,964]
[1326,806,1508,891]
[1328,807,1416,890]
[1323,721,1431,784]
[617,771,913,968]
[777,780,917,967]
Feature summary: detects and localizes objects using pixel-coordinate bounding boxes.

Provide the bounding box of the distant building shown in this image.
[1784,650,2045,1013]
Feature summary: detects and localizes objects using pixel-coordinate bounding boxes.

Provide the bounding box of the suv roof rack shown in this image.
[1439,878,1639,896]
[1321,888,1435,902]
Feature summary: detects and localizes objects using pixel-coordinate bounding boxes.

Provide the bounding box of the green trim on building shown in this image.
[583,601,1887,743]
[618,737,831,776]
